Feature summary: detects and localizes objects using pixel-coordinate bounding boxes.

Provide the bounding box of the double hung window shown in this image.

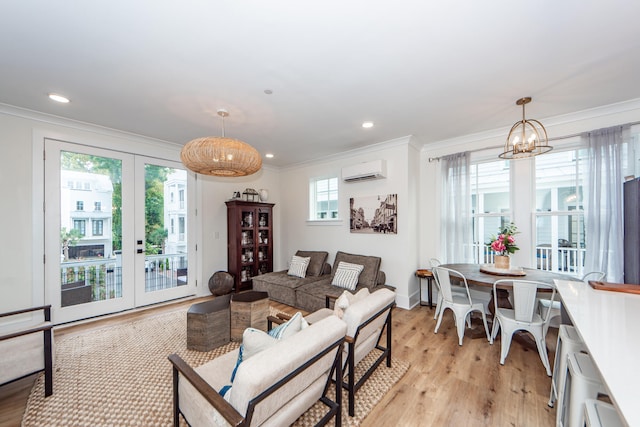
[309,177,339,220]
[471,159,510,263]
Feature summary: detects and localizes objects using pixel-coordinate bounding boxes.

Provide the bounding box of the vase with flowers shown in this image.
[487,223,519,270]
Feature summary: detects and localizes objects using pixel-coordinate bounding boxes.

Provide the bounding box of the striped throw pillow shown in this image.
[331,261,365,291]
[287,255,311,278]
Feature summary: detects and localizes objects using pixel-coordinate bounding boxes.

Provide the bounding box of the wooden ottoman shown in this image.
[230,291,269,341]
[187,294,231,351]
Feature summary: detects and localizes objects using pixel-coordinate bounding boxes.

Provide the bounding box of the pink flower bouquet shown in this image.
[487,223,519,256]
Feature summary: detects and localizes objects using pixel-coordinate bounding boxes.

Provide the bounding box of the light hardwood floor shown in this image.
[0,298,557,426]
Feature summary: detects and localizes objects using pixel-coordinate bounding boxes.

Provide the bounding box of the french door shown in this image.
[44,139,194,324]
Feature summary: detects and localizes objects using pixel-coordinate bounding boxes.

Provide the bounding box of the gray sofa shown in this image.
[253,250,389,312]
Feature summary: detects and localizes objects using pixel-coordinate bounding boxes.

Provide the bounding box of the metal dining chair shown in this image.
[491,279,557,376]
[432,266,490,346]
[429,259,466,320]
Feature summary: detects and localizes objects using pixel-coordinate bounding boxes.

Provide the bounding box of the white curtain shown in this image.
[440,152,473,263]
[583,125,629,282]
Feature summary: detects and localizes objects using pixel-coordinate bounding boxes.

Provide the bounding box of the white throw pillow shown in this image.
[331,261,365,291]
[287,255,311,278]
[221,312,307,399]
[333,288,371,318]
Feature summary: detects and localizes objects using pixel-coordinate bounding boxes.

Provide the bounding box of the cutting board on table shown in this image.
[588,281,640,295]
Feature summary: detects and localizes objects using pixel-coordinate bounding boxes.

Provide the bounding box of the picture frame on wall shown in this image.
[349,194,397,234]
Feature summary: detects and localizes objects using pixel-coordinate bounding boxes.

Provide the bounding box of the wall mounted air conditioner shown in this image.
[342,160,387,182]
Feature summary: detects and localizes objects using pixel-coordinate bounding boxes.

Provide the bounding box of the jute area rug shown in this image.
[22,308,409,427]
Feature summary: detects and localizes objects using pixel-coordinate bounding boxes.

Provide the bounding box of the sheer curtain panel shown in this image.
[441,152,473,263]
[583,125,629,282]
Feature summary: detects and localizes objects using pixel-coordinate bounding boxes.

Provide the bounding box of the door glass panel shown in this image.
[144,165,188,293]
[60,151,122,307]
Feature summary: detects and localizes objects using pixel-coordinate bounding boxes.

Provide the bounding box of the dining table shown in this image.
[436,263,581,344]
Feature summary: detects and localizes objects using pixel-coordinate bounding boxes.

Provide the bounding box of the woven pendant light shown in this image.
[181,109,262,176]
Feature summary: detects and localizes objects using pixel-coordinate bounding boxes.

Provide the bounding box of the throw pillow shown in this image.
[268,311,306,339]
[331,261,365,291]
[219,312,307,398]
[333,288,371,318]
[287,255,311,278]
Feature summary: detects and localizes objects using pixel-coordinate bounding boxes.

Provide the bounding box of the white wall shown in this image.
[277,136,419,309]
[0,113,38,312]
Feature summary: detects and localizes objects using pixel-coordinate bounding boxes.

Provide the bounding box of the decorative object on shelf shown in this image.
[259,188,269,202]
[243,188,259,202]
[486,223,519,270]
[499,97,553,160]
[232,191,241,199]
[180,109,262,177]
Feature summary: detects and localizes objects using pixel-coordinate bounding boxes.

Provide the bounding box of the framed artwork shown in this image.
[349,194,397,234]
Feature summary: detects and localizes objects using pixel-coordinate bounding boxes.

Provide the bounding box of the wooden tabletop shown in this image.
[440,263,578,287]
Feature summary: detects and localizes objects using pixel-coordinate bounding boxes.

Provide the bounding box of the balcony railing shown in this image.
[60,253,187,306]
[471,243,585,276]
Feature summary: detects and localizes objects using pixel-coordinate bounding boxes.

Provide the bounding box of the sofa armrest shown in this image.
[168,353,244,427]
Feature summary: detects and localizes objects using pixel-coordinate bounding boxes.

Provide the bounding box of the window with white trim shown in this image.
[309,177,339,220]
[471,159,511,263]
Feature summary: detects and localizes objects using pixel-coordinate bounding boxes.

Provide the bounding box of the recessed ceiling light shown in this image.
[265,153,274,158]
[48,93,70,103]
[264,89,273,95]
[362,121,374,128]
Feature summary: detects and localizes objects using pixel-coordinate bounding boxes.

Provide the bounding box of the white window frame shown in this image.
[307,176,342,225]
[470,158,512,264]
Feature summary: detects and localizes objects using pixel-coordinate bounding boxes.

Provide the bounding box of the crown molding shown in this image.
[0,102,181,150]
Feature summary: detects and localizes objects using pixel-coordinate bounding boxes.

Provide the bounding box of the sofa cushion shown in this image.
[332,251,381,289]
[331,261,365,290]
[295,277,357,312]
[253,272,326,307]
[287,255,311,278]
[295,250,329,277]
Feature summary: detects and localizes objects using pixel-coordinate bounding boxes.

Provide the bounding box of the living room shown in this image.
[2,2,640,426]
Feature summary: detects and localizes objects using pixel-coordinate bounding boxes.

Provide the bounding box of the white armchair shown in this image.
[305,288,396,416]
[168,315,347,427]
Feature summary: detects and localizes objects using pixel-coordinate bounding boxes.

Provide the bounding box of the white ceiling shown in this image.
[2,1,640,167]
